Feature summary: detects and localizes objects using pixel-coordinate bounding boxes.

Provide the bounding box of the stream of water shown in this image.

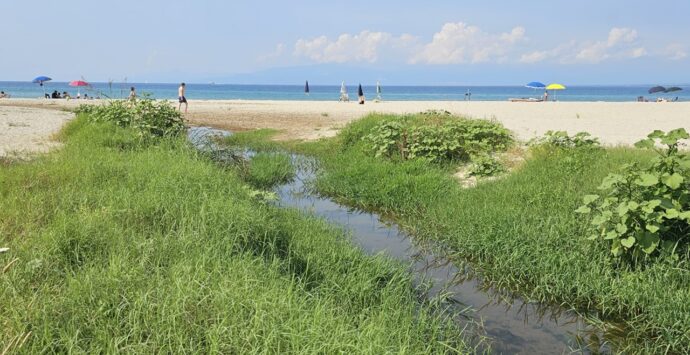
[188,127,608,354]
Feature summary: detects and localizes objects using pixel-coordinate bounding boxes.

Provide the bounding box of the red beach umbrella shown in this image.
[69,80,90,97]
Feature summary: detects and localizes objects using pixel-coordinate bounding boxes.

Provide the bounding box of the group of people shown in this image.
[45,90,96,100]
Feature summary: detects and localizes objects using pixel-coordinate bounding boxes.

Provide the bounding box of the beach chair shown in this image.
[339,92,349,102]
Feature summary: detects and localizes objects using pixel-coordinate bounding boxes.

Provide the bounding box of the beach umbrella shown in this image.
[32,76,52,96]
[340,81,347,94]
[304,80,310,95]
[546,83,566,90]
[376,81,382,100]
[545,83,566,101]
[358,84,364,97]
[69,80,90,97]
[665,86,682,93]
[648,86,666,94]
[525,81,546,89]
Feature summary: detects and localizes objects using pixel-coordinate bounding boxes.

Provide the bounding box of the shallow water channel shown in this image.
[189,127,607,354]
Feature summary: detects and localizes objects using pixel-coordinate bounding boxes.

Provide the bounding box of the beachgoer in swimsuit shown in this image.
[178,83,187,113]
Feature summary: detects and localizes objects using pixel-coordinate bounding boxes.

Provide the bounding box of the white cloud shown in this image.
[663,43,688,60]
[294,31,395,63]
[521,28,647,64]
[607,27,638,46]
[410,23,527,64]
[289,25,679,67]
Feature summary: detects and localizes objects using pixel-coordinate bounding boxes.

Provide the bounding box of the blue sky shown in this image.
[2,0,689,85]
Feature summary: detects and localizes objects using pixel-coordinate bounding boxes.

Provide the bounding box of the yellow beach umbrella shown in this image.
[546,83,566,90]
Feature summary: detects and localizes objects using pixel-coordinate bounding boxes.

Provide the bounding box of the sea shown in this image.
[0,81,687,102]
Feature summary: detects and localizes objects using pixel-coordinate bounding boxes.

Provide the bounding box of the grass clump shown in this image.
[255,115,689,353]
[0,116,471,353]
[242,152,296,189]
[223,128,282,152]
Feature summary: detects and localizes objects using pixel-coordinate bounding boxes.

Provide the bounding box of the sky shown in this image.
[2,0,689,85]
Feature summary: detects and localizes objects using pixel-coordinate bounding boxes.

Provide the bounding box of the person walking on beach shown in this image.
[178,83,188,113]
[128,86,137,101]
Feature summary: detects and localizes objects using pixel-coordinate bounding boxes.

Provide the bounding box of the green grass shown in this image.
[241,152,296,189]
[0,116,471,353]
[224,129,283,152]
[223,113,690,353]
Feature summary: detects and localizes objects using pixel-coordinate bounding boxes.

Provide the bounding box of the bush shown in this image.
[468,154,506,177]
[577,129,690,265]
[363,115,513,163]
[76,97,184,137]
[530,130,600,149]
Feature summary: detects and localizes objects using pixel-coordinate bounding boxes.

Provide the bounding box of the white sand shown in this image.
[186,100,690,145]
[2,98,689,146]
[0,104,74,157]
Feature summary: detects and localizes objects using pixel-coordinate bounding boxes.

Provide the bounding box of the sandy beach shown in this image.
[2,98,689,146]
[0,104,73,157]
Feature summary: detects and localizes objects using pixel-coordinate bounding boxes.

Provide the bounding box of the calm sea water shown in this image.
[1,81,687,102]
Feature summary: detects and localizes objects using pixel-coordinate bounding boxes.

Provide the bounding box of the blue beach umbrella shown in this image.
[32,76,52,96]
[525,81,546,89]
[304,80,310,95]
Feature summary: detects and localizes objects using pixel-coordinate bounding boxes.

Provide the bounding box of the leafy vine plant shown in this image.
[577,129,690,266]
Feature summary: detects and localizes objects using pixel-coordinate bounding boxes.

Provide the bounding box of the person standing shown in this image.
[178,83,188,113]
[128,86,137,101]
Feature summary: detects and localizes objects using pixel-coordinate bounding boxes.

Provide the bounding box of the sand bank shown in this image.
[0,104,74,157]
[2,98,689,145]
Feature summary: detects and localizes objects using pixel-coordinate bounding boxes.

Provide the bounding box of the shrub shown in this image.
[530,131,600,149]
[577,129,690,265]
[363,115,513,163]
[468,155,506,177]
[76,97,184,137]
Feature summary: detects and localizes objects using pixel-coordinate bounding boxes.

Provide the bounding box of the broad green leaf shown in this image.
[646,224,660,233]
[591,215,608,226]
[647,130,666,139]
[660,198,675,209]
[575,206,591,214]
[634,138,655,149]
[637,232,660,255]
[636,173,659,187]
[604,230,619,240]
[582,194,599,204]
[667,128,690,140]
[627,201,639,210]
[662,173,684,189]
[664,209,680,219]
[615,223,628,234]
[679,211,690,221]
[620,236,636,248]
[616,203,629,216]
